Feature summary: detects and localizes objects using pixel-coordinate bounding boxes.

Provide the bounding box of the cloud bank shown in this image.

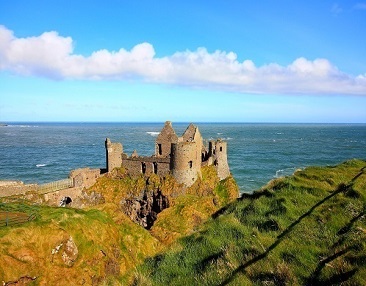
[0,25,365,95]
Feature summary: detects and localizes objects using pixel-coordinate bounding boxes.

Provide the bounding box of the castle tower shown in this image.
[182,123,203,164]
[170,141,201,187]
[155,121,179,158]
[105,138,123,172]
[210,139,230,180]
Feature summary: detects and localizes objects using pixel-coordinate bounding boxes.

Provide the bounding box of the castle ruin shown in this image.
[105,121,230,186]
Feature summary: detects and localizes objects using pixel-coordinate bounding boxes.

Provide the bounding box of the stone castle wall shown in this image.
[104,121,230,187]
[0,181,38,198]
[210,140,230,180]
[155,121,178,158]
[171,141,201,186]
[123,157,170,177]
[105,138,123,172]
[69,168,101,189]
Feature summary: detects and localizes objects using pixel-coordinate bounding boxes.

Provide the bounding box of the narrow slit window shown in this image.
[189,161,193,168]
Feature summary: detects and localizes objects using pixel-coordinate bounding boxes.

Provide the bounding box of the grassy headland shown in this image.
[0,160,365,285]
[136,159,366,285]
[0,166,238,285]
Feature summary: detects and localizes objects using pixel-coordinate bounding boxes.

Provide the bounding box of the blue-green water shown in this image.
[1,122,365,193]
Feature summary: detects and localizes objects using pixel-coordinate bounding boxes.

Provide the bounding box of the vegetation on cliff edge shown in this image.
[0,165,238,285]
[136,159,366,285]
[1,160,365,285]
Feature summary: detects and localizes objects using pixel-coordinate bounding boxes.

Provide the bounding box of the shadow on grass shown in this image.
[219,168,365,285]
[306,207,365,285]
[211,189,274,219]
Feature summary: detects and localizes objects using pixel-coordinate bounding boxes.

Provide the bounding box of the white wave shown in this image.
[207,137,233,141]
[274,167,297,178]
[217,133,223,135]
[275,169,284,177]
[146,131,160,137]
[36,164,47,167]
[7,125,38,128]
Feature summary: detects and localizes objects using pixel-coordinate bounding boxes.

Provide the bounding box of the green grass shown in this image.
[2,159,364,285]
[0,165,239,285]
[135,159,366,285]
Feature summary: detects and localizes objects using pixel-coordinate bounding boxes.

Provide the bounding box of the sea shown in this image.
[1,122,365,193]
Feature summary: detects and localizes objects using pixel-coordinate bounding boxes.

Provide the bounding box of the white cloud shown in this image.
[0,25,365,95]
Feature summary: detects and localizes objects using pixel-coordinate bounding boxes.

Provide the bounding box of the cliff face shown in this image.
[86,166,239,234]
[121,188,169,229]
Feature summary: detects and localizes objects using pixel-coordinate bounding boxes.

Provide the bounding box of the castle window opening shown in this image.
[153,162,158,174]
[220,146,223,152]
[158,144,162,156]
[189,161,193,169]
[141,162,146,174]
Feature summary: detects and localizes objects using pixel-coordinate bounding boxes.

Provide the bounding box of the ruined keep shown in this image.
[105,121,230,187]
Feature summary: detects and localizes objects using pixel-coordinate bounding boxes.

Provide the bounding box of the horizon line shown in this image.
[2,121,366,125]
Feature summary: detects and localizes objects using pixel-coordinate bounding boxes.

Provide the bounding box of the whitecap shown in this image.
[146,131,160,137]
[275,169,284,177]
[36,164,47,167]
[275,167,297,178]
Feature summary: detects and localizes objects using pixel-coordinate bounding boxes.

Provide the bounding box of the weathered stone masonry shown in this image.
[105,121,231,187]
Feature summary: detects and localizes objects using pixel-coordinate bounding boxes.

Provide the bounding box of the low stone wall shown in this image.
[43,186,84,206]
[0,181,38,198]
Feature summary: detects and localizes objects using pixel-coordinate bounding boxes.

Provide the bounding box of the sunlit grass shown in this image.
[135,159,366,285]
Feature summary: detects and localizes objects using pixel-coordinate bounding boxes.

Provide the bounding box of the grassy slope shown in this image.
[0,166,238,285]
[136,159,366,285]
[0,203,162,285]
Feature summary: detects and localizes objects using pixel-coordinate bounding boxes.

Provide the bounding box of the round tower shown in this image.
[170,141,201,187]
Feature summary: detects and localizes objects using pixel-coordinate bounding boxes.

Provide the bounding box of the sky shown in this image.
[0,0,365,123]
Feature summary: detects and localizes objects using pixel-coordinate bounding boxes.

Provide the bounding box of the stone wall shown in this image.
[210,140,230,180]
[104,121,230,187]
[171,141,201,186]
[0,181,38,198]
[43,186,84,206]
[123,157,170,177]
[69,168,101,189]
[155,121,178,158]
[105,138,123,172]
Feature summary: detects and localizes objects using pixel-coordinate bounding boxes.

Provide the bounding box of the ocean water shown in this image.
[0,122,365,193]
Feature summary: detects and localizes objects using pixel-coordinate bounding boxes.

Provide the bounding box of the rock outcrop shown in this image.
[121,188,169,229]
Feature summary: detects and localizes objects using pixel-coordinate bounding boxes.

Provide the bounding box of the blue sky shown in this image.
[0,1,365,122]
